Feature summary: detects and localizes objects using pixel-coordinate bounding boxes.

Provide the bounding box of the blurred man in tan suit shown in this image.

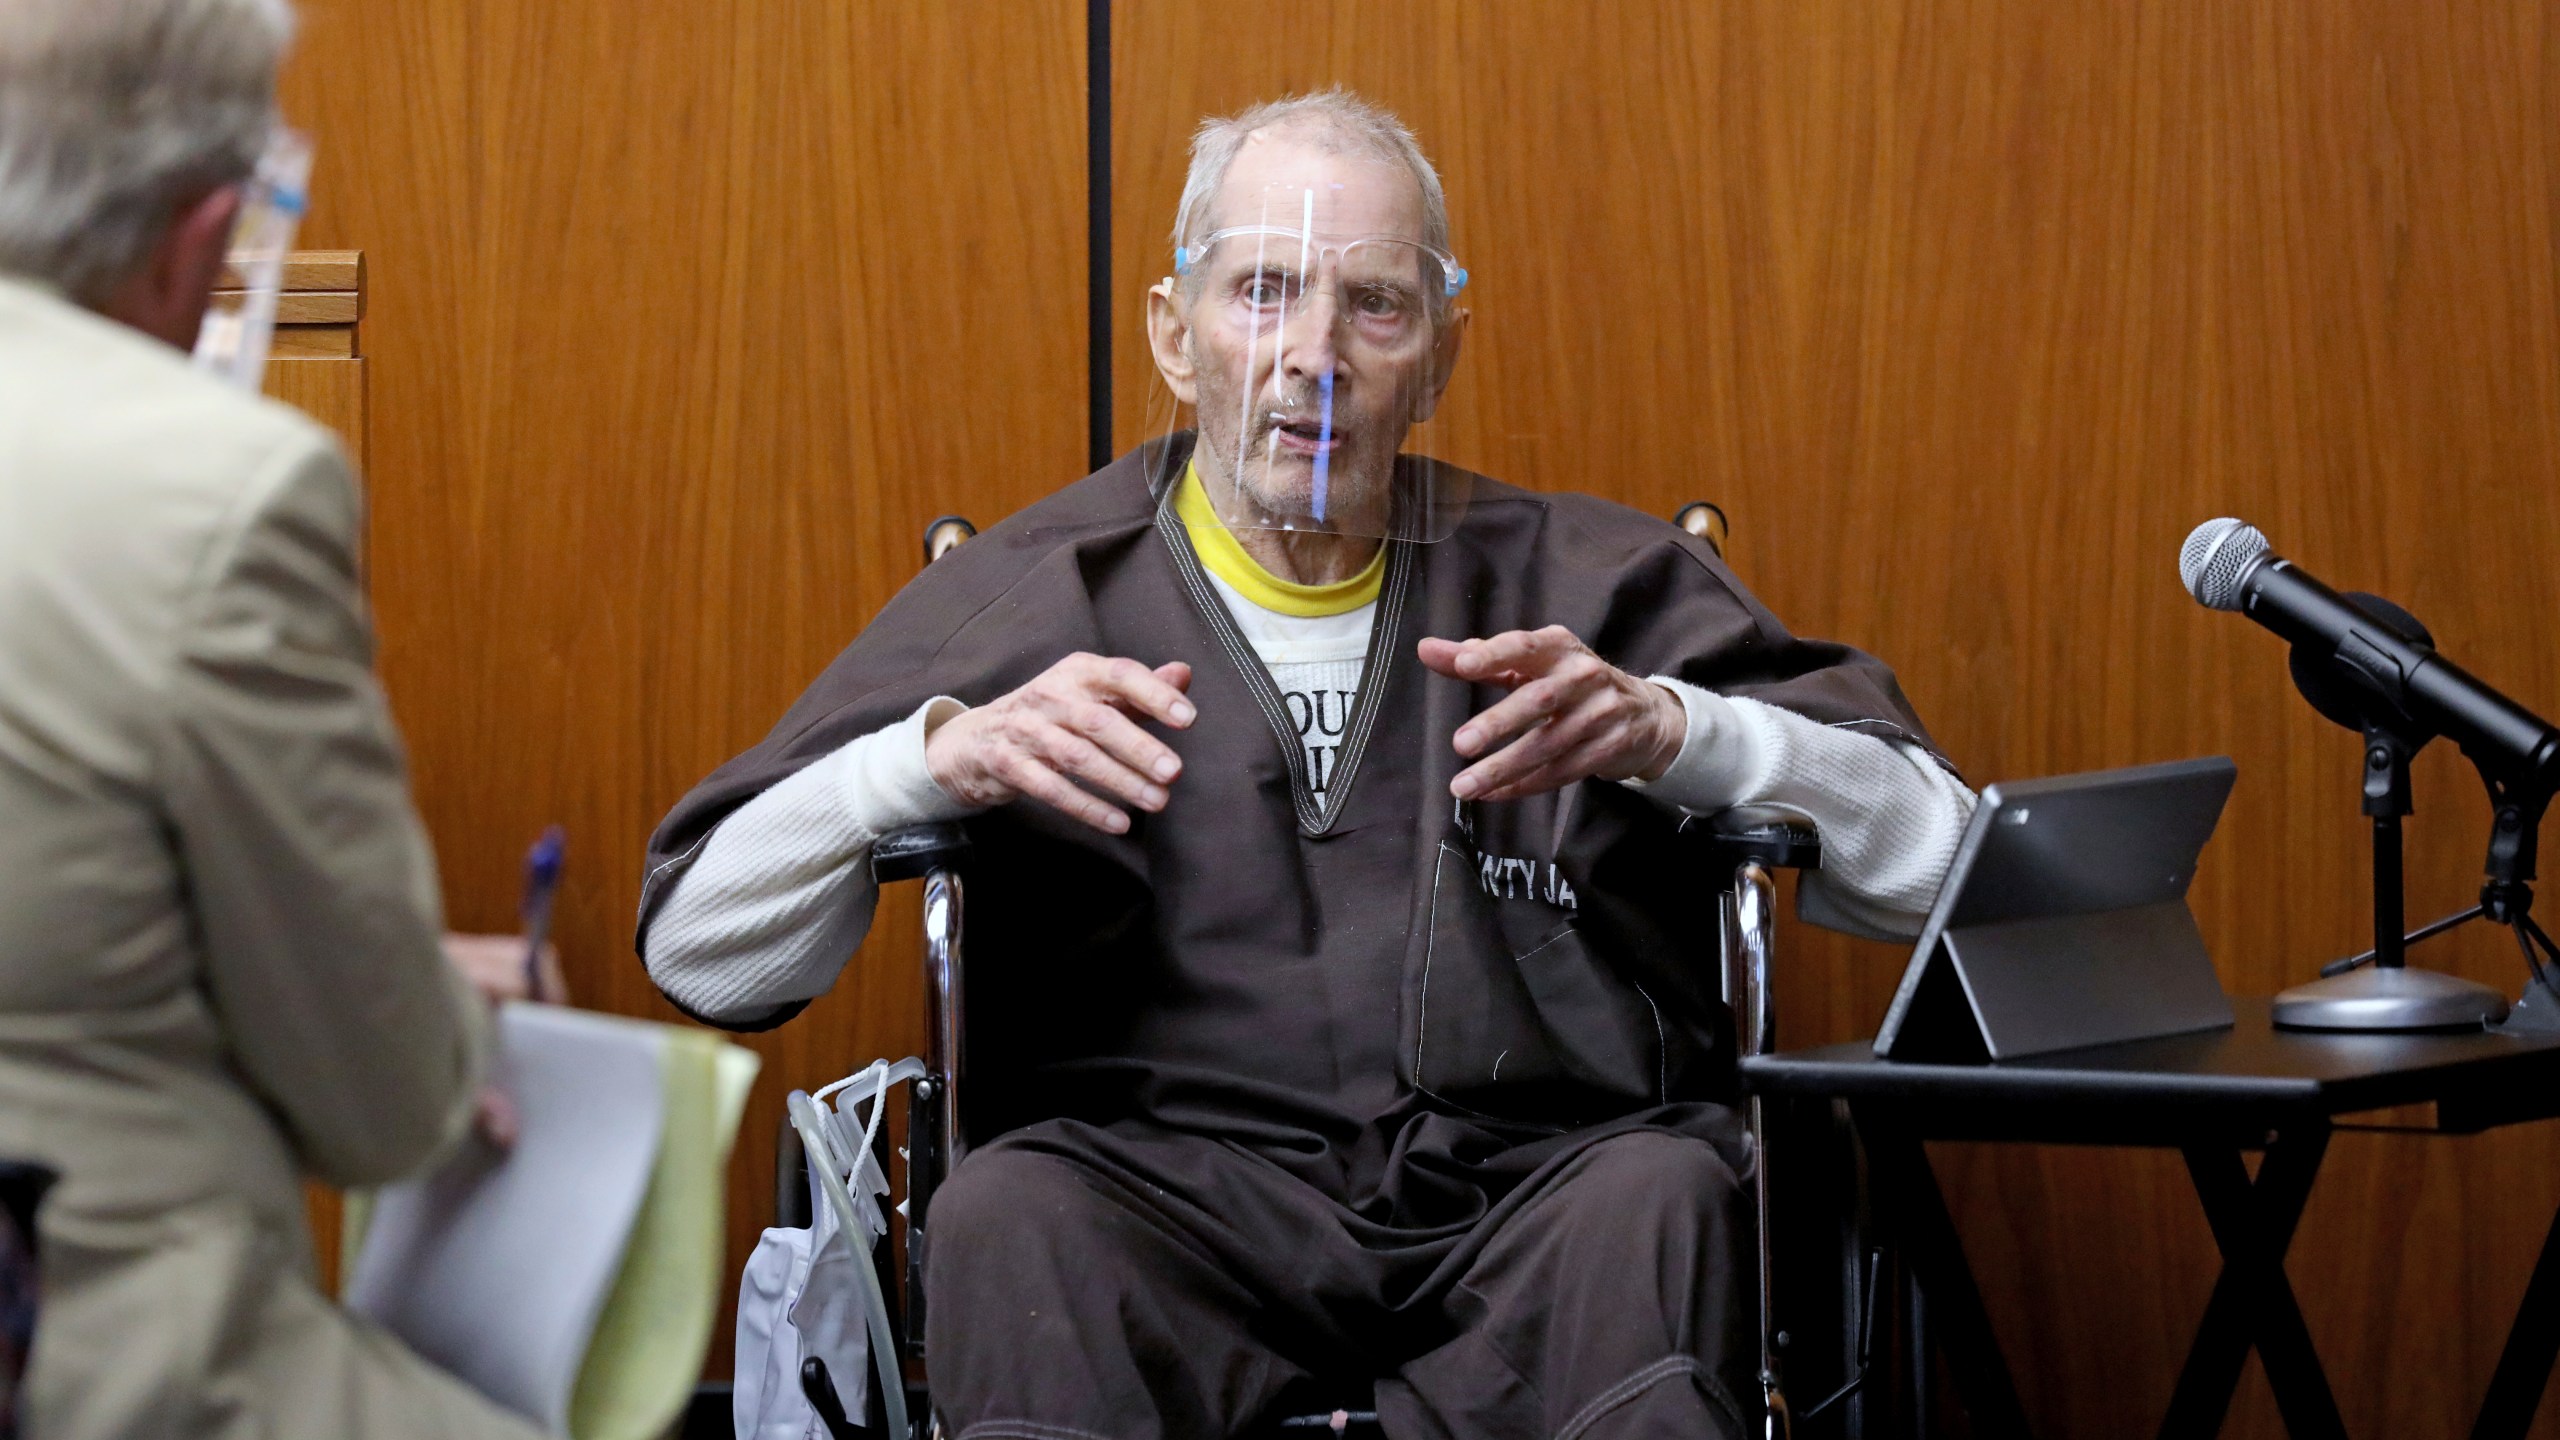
[0,2,543,1435]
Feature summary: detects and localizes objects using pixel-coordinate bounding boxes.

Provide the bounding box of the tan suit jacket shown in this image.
[0,276,539,1438]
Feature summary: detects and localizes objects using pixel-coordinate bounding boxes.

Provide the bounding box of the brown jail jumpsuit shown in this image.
[642,437,1947,1440]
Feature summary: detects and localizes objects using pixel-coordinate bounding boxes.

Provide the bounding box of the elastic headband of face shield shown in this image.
[193,127,311,392]
[1147,181,1472,545]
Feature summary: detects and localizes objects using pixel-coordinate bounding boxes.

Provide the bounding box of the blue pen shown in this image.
[519,826,566,1002]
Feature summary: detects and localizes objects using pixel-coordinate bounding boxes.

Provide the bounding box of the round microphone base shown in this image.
[2272,965,2510,1032]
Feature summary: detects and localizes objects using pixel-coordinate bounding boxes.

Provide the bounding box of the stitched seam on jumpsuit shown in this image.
[1414,841,1454,1085]
[1509,921,1577,967]
[1405,844,1569,1131]
[1553,1354,1743,1440]
[1152,498,1312,823]
[1823,715,1964,780]
[1504,925,1667,1105]
[1629,978,1670,1103]
[640,826,714,896]
[1312,534,1413,831]
[955,1421,1125,1440]
[635,826,718,940]
[1153,505,1321,829]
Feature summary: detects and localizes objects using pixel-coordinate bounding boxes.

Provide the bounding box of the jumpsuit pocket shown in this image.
[1411,842,1666,1119]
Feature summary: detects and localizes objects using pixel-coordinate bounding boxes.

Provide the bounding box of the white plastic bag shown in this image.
[733,1059,924,1439]
[732,1224,816,1439]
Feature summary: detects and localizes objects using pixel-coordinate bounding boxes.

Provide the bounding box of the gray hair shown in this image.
[0,0,294,304]
[1172,89,1451,258]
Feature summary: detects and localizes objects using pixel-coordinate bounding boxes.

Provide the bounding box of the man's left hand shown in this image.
[441,932,565,1007]
[1419,627,1687,802]
[440,932,567,1149]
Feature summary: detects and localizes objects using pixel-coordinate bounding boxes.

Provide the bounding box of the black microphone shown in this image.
[2180,518,2560,793]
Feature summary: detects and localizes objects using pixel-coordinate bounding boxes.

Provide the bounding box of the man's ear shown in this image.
[1146,277,1199,406]
[98,184,241,350]
[1412,305,1469,422]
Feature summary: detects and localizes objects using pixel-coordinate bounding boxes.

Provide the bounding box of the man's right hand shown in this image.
[925,655,1195,834]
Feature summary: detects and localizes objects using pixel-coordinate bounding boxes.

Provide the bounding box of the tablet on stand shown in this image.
[1873,756,2239,1063]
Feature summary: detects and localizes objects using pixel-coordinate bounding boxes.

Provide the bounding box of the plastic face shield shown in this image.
[192,128,311,391]
[1148,182,1470,543]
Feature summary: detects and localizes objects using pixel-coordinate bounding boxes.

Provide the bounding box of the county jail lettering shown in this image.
[1449,796,1580,913]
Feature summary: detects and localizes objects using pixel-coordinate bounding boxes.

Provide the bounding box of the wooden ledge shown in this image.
[216,248,365,359]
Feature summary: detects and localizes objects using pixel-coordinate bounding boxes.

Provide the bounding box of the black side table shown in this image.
[1742,1000,2560,1439]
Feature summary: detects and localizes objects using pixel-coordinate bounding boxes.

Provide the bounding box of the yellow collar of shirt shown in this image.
[1174,460,1385,618]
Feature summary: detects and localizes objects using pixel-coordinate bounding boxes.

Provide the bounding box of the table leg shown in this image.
[1855,1111,2034,1439]
[2161,1129,2343,1440]
[2472,1199,2560,1440]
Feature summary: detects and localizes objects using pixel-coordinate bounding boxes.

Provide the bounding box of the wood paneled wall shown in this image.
[276,0,2560,1433]
[274,0,1089,1376]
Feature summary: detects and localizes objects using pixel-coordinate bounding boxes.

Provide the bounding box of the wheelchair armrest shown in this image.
[1690,806,1814,1060]
[871,821,972,883]
[1686,804,1821,872]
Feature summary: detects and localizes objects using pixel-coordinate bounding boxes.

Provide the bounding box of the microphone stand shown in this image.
[2284,736,2559,1030]
[2481,780,2560,1031]
[2366,724,2412,971]
[2269,589,2526,1030]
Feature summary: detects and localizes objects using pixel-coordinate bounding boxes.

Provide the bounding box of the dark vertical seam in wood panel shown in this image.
[1088,0,1113,472]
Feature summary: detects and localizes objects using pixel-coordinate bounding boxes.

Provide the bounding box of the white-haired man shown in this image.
[644,92,1973,1438]
[0,2,544,1436]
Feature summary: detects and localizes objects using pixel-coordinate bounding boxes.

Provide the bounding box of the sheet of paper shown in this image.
[346,1003,667,1434]
[567,1031,762,1440]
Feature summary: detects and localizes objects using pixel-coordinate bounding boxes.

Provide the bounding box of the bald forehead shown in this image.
[1209,126,1427,242]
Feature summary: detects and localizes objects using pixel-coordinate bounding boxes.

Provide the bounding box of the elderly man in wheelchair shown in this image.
[641,90,1973,1440]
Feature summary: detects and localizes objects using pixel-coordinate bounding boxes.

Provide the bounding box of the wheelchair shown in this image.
[777,504,1888,1440]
